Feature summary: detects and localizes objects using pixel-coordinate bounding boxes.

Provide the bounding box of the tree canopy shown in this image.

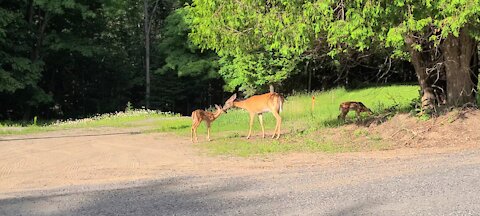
[188,0,480,107]
[1,0,479,120]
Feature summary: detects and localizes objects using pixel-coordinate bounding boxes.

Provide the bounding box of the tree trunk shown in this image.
[144,0,151,109]
[405,35,436,110]
[306,61,311,92]
[442,28,476,107]
[30,11,49,62]
[471,43,479,100]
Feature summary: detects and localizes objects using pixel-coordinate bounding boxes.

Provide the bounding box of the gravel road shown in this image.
[2,147,479,215]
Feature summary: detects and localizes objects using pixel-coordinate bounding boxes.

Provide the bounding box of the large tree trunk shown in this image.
[442,28,476,107]
[405,35,436,110]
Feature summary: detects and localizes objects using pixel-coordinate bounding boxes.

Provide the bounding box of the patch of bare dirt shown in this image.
[0,127,349,194]
[322,109,480,149]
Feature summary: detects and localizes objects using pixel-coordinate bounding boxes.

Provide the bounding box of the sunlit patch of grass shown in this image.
[192,84,419,136]
[1,85,417,156]
[146,117,191,133]
[198,136,359,157]
[192,84,418,156]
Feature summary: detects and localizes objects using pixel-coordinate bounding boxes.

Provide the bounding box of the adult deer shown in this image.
[191,105,226,143]
[223,92,284,139]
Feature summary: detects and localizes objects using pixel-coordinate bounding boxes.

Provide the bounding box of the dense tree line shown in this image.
[1,0,477,120]
[0,0,223,120]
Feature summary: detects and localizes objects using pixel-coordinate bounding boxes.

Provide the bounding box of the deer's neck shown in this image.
[233,101,247,110]
[212,110,223,119]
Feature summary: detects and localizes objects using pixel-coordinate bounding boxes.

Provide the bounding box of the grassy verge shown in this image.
[166,85,418,156]
[1,85,418,156]
[189,85,418,157]
[0,110,181,135]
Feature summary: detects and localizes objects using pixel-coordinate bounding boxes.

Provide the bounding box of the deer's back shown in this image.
[241,92,283,113]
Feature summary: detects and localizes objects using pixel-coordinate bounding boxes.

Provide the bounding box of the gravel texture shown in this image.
[1,149,480,215]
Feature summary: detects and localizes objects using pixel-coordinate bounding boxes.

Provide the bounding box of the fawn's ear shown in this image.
[215,104,222,110]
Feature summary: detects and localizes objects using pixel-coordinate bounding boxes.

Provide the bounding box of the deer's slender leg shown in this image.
[338,109,347,121]
[258,114,265,138]
[271,111,282,139]
[191,127,194,142]
[207,122,211,141]
[191,122,199,143]
[247,112,255,139]
[194,122,200,142]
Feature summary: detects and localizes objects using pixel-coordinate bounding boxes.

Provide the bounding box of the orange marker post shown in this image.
[311,95,315,112]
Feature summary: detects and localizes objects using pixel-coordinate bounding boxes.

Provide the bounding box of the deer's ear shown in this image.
[227,93,237,102]
[215,104,222,110]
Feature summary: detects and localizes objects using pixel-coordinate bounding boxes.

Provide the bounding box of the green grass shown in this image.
[1,85,418,156]
[198,138,357,157]
[184,84,419,136]
[0,110,180,135]
[175,85,418,156]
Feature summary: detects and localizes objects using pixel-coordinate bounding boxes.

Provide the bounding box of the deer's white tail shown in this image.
[279,96,284,113]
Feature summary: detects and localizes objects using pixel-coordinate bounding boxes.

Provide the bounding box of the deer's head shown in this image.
[359,102,374,114]
[214,104,226,115]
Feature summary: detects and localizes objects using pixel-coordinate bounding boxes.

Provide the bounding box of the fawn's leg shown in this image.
[191,121,199,143]
[207,122,211,141]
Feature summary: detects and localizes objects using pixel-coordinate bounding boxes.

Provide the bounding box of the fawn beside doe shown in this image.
[191,105,225,143]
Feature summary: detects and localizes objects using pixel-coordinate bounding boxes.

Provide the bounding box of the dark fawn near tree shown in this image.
[337,101,373,121]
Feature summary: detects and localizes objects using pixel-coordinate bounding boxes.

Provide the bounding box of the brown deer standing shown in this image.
[223,92,284,139]
[338,101,373,121]
[191,105,226,143]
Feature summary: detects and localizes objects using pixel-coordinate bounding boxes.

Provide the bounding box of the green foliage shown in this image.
[152,6,226,114]
[0,0,118,119]
[0,7,43,93]
[218,52,297,95]
[157,8,219,79]
[187,0,321,93]
[322,0,480,58]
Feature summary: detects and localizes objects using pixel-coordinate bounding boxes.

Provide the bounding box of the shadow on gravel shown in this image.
[0,176,273,216]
